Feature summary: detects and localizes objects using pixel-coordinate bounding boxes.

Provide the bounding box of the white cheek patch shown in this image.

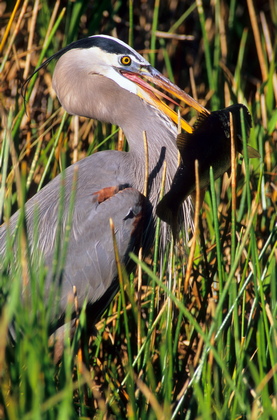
[88,48,140,95]
[104,67,139,95]
[80,46,150,97]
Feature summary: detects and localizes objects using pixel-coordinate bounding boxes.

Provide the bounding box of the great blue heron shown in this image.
[0,35,207,341]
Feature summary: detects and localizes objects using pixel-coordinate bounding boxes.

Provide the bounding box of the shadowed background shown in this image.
[0,1,276,419]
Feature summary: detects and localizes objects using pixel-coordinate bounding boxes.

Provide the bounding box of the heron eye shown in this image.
[120,56,132,66]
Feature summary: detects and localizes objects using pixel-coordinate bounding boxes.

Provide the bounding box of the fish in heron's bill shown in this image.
[156,104,260,238]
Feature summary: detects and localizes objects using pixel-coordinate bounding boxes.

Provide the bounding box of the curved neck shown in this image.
[52,65,189,225]
[121,97,179,207]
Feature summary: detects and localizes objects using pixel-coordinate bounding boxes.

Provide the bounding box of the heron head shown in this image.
[26,35,207,132]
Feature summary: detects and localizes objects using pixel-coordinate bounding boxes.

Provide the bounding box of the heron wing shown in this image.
[53,186,151,323]
[0,151,154,330]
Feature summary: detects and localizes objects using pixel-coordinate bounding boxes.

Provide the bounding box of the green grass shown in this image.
[0,0,276,419]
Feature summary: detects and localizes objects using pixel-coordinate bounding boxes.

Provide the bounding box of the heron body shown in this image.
[1,35,203,335]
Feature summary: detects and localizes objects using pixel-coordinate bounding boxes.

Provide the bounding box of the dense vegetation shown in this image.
[0,1,276,419]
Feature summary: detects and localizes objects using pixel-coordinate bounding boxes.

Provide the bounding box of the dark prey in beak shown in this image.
[156,104,260,239]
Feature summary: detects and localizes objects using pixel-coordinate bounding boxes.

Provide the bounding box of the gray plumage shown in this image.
[0,35,196,337]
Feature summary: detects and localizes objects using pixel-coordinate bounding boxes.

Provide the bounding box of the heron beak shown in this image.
[122,67,210,133]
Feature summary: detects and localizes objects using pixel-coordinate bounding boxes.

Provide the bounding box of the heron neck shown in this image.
[120,98,179,206]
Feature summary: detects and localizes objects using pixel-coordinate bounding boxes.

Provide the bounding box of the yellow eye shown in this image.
[120,56,131,66]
